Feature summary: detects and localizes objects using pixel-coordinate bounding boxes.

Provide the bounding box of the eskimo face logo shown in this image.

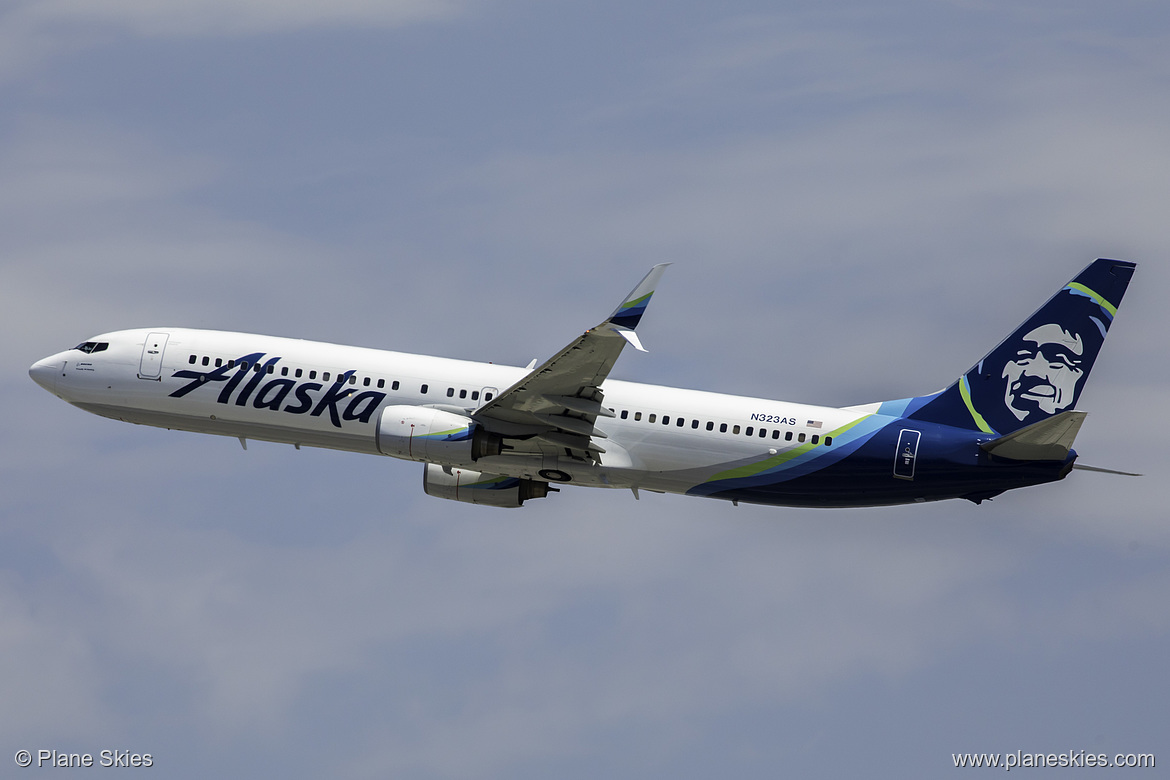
[1000,323,1085,421]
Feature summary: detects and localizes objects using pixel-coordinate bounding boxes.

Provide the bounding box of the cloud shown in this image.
[0,122,334,367]
[16,485,1031,775]
[0,0,478,81]
[8,0,471,39]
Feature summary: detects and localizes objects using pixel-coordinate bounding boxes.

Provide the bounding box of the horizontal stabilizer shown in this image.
[1072,463,1142,477]
[980,410,1087,461]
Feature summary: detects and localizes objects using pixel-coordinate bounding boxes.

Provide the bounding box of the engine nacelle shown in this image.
[376,405,502,462]
[422,463,555,507]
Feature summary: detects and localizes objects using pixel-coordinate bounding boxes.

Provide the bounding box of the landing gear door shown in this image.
[138,332,169,380]
[893,429,921,481]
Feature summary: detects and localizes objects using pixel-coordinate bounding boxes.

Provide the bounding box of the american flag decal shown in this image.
[807,420,823,429]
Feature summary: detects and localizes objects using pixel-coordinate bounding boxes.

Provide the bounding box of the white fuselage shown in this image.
[30,327,870,496]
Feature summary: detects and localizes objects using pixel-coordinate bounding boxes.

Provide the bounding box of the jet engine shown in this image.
[422,463,555,507]
[375,406,502,462]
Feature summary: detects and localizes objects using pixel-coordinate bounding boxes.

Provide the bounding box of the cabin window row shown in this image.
[186,355,497,403]
[417,385,494,402]
[187,354,400,390]
[444,387,493,402]
[616,409,832,446]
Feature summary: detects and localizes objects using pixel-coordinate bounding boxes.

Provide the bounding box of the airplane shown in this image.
[29,258,1137,508]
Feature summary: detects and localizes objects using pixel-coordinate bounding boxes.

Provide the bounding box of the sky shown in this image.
[2,0,1169,777]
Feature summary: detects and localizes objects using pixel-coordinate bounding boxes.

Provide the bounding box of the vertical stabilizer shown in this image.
[906,258,1135,435]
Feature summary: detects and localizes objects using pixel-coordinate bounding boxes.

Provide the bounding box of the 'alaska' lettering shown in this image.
[170,353,387,428]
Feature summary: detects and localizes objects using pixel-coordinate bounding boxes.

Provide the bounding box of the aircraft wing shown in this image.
[472,264,669,459]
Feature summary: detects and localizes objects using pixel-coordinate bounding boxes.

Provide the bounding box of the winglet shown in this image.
[607,263,670,331]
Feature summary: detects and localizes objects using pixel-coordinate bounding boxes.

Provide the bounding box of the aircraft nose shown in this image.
[29,356,63,393]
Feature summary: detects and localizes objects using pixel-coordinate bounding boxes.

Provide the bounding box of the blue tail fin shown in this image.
[904,258,1136,435]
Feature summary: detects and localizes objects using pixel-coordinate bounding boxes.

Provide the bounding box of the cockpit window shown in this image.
[74,341,109,354]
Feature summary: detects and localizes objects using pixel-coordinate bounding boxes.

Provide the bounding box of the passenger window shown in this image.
[772,429,779,439]
[745,426,753,436]
[759,428,767,438]
[733,425,741,434]
[188,355,197,364]
[323,372,330,382]
[447,387,455,397]
[824,437,833,446]
[692,420,699,429]
[349,375,357,385]
[377,379,385,389]
[203,356,211,366]
[471,391,479,400]
[798,433,806,443]
[648,414,656,423]
[239,362,249,371]
[785,431,793,441]
[295,368,302,378]
[228,360,236,368]
[421,384,429,394]
[676,417,685,427]
[216,358,223,367]
[459,389,467,399]
[392,381,400,391]
[720,423,728,433]
[620,410,629,419]
[662,415,670,425]
[706,421,714,431]
[634,412,642,421]
[483,391,491,400]
[267,364,275,374]
[282,367,289,376]
[309,370,316,379]
[811,435,820,445]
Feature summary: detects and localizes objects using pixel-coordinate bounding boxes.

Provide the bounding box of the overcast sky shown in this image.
[3,1,1168,777]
